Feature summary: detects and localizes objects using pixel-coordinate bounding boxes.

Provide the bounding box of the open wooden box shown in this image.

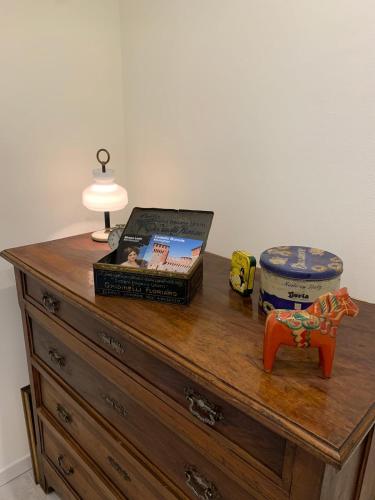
[94,208,214,304]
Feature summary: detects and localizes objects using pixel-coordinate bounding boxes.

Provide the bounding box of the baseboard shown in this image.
[0,455,32,487]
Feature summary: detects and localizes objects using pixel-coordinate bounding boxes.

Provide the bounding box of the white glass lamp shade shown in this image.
[82,168,128,212]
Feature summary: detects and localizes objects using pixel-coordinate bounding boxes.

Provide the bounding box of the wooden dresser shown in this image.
[2,234,375,500]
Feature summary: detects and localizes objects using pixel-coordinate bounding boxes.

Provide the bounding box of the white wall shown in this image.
[119,0,375,303]
[0,0,126,480]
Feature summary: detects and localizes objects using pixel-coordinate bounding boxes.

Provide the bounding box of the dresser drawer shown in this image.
[40,374,178,500]
[31,315,259,500]
[43,458,79,500]
[25,274,286,477]
[42,420,118,500]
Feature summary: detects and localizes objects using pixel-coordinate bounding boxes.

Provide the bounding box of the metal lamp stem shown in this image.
[104,211,111,231]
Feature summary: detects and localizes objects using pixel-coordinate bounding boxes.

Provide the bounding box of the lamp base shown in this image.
[91,229,110,242]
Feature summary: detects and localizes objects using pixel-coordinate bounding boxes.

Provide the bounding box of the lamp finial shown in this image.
[96,148,110,173]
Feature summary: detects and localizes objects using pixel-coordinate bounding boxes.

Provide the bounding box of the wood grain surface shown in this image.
[2,234,375,468]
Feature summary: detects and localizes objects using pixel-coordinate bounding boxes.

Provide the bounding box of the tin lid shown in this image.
[260,246,343,280]
[121,207,214,252]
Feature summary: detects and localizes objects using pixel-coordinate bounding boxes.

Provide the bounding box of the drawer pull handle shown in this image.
[57,455,74,476]
[57,404,72,424]
[99,332,126,355]
[185,466,220,500]
[101,394,128,418]
[42,294,59,314]
[108,456,131,481]
[49,349,66,368]
[184,388,224,427]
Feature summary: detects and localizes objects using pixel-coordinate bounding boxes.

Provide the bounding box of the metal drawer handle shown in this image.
[108,456,131,481]
[57,404,72,424]
[184,388,224,427]
[185,466,220,499]
[99,332,126,355]
[101,394,128,418]
[42,294,59,314]
[57,455,74,476]
[48,349,66,368]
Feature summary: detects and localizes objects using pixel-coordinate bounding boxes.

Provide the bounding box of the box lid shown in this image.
[260,245,343,280]
[121,207,214,252]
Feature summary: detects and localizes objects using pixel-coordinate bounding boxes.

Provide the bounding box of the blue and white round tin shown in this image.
[259,246,343,314]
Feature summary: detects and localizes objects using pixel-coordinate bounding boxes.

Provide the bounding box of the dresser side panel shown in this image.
[320,436,367,500]
[357,427,375,500]
[14,269,47,491]
[290,447,325,500]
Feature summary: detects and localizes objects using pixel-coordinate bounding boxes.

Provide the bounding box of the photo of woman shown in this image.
[120,247,140,268]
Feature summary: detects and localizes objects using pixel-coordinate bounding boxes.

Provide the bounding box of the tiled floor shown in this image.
[0,470,60,500]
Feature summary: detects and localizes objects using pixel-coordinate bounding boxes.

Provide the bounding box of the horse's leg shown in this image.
[263,324,281,373]
[264,341,280,372]
[320,343,336,378]
[318,347,324,367]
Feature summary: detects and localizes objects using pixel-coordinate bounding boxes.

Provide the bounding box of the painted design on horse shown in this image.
[263,288,359,377]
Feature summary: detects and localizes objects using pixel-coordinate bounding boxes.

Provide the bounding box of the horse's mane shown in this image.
[311,291,342,316]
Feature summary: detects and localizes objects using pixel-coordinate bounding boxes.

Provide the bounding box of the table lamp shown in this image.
[82,148,128,242]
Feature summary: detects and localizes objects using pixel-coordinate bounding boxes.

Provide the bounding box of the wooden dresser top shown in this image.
[2,233,374,467]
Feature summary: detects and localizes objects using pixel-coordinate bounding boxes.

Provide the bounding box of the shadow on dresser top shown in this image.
[2,233,374,470]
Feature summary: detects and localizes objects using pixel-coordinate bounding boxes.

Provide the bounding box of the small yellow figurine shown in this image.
[229,251,256,296]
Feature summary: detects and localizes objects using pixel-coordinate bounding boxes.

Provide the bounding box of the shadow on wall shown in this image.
[47,217,132,242]
[47,221,105,241]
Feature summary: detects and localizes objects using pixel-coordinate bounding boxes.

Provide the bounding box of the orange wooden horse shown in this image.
[263,288,359,377]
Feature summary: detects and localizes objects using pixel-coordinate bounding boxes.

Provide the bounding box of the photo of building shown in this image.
[146,237,202,273]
